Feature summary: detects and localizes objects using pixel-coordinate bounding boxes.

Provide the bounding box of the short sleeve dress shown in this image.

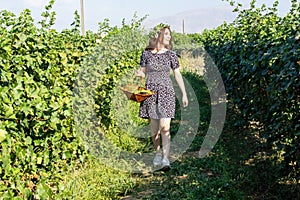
[139,50,179,119]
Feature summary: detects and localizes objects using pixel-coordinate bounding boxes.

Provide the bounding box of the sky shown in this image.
[0,0,294,33]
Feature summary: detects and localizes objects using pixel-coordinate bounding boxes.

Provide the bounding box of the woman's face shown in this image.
[162,28,171,46]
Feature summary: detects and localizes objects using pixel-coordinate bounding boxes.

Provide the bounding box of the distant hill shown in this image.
[142,7,237,33]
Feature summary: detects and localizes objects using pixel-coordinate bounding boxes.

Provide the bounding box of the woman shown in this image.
[136,26,188,170]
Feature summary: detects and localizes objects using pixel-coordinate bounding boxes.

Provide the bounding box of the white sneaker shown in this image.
[153,153,162,167]
[161,157,171,171]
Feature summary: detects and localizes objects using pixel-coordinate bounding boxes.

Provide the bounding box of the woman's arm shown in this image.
[174,68,188,107]
[136,66,146,78]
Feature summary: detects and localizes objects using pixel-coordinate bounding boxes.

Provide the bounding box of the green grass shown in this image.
[61,71,299,200]
[59,158,135,200]
[119,105,299,200]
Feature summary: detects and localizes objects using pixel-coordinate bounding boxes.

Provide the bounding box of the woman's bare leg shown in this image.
[160,118,171,159]
[150,118,160,153]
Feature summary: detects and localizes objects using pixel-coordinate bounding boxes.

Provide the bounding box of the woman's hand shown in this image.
[182,94,188,108]
[135,68,146,78]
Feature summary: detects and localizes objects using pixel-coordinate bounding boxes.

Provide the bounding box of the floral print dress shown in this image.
[139,50,179,119]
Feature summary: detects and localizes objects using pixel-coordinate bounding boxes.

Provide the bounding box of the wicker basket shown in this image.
[121,85,155,103]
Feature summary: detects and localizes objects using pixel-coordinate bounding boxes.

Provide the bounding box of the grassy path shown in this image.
[70,72,299,199]
[118,72,299,199]
[120,107,299,199]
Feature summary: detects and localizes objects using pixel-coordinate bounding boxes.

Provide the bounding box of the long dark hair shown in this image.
[156,26,173,50]
[145,26,173,51]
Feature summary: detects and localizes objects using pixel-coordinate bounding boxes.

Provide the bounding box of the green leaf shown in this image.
[0,129,7,142]
[24,136,32,145]
[37,157,43,165]
[4,104,14,118]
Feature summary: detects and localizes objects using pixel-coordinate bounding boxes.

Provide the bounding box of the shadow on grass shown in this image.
[221,104,300,200]
[120,71,299,200]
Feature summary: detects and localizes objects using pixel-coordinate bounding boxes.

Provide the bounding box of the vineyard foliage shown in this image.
[198,0,299,177]
[0,6,99,198]
[0,0,299,198]
[0,1,147,198]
